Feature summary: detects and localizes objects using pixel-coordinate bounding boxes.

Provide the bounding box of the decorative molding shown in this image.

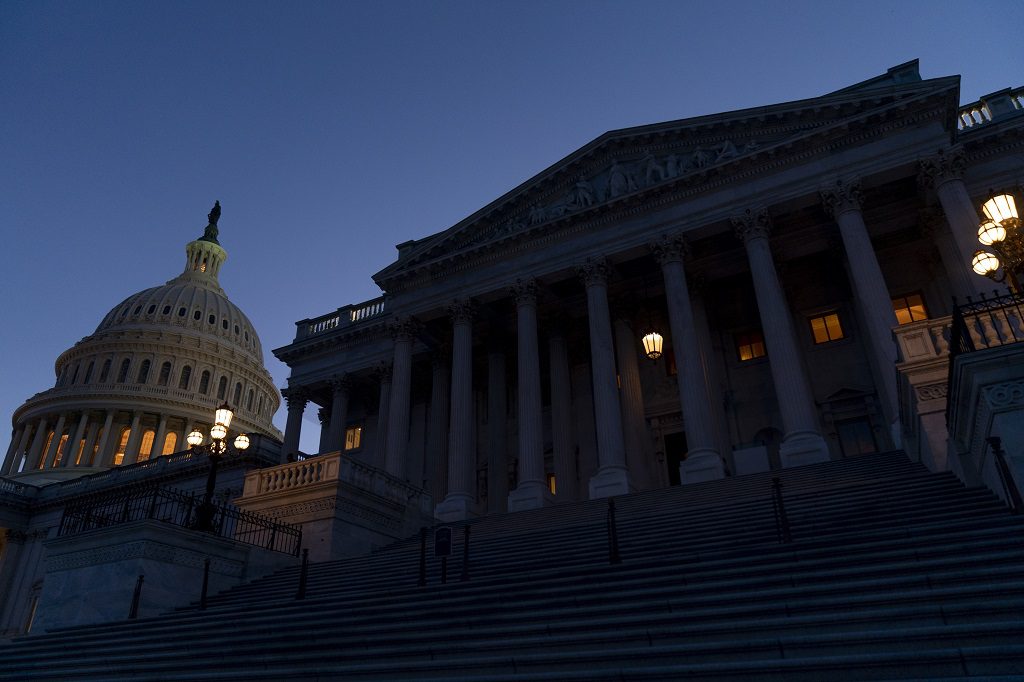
[918,147,966,189]
[509,278,538,307]
[328,374,351,395]
[576,258,612,287]
[281,387,309,411]
[447,300,476,325]
[650,235,689,266]
[388,316,420,342]
[915,383,949,401]
[983,380,1024,409]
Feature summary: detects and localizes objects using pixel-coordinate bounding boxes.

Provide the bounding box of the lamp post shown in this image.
[188,402,250,532]
[970,192,1023,293]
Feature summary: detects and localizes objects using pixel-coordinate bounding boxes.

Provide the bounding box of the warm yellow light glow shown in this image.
[810,313,844,344]
[210,423,227,440]
[972,250,1001,276]
[215,402,234,429]
[978,220,1006,246]
[642,330,664,360]
[344,426,362,451]
[187,430,204,447]
[982,194,1018,224]
[233,434,250,451]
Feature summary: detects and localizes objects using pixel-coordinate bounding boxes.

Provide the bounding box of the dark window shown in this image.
[233,382,242,405]
[208,314,216,325]
[70,363,80,384]
[147,304,156,315]
[158,361,172,387]
[217,376,228,400]
[162,305,171,315]
[178,365,192,390]
[836,418,877,457]
[99,359,112,383]
[199,370,210,395]
[83,361,94,385]
[193,309,202,321]
[178,307,187,317]
[116,359,131,383]
[234,324,239,335]
[247,389,254,411]
[136,360,151,384]
[222,319,229,330]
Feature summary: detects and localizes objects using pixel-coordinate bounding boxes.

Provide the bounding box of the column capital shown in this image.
[509,278,538,306]
[373,360,393,381]
[731,208,772,243]
[281,387,309,410]
[388,315,420,341]
[918,147,966,189]
[448,299,476,324]
[576,257,612,287]
[650,234,689,265]
[328,373,351,394]
[317,406,330,426]
[820,178,863,217]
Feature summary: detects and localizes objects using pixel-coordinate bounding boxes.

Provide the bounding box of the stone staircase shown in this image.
[3,451,1023,680]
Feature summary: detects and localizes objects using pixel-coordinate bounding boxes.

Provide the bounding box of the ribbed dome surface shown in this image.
[96,273,264,362]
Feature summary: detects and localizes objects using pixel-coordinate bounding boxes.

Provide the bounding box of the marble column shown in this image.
[508,279,554,511]
[81,422,100,466]
[27,417,50,470]
[326,374,351,453]
[281,388,308,462]
[732,209,830,466]
[577,258,632,498]
[821,179,900,441]
[42,413,67,469]
[613,317,654,488]
[64,412,90,467]
[151,414,168,461]
[651,236,726,482]
[386,318,418,479]
[317,407,331,454]
[690,286,733,468]
[548,331,576,501]
[486,348,508,514]
[122,412,144,465]
[426,355,450,503]
[2,426,24,475]
[919,149,988,297]
[436,301,476,521]
[373,363,392,470]
[95,410,116,467]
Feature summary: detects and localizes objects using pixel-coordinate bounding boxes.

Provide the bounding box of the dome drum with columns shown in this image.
[2,205,281,483]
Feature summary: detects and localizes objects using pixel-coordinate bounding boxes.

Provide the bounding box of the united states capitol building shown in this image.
[0,61,1022,677]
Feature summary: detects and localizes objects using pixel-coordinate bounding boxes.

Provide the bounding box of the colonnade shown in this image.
[274,157,992,521]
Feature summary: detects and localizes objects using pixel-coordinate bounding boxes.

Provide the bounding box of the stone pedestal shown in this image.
[236,452,434,562]
[588,465,633,499]
[679,451,726,484]
[33,520,293,633]
[507,480,554,512]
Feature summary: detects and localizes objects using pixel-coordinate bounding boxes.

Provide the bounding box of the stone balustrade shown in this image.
[895,316,951,364]
[296,297,387,340]
[957,86,1024,130]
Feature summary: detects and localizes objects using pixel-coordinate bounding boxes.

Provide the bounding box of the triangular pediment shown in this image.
[374,64,959,290]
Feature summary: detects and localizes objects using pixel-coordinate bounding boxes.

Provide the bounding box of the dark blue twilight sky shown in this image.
[2,0,1021,454]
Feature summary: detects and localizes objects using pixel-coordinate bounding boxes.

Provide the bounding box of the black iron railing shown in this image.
[58,485,301,556]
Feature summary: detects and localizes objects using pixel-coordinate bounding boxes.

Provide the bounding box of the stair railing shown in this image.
[296,548,310,599]
[771,477,793,543]
[607,497,622,564]
[987,436,1023,515]
[128,574,144,619]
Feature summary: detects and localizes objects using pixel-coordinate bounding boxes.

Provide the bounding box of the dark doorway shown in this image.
[664,432,688,486]
[836,417,877,457]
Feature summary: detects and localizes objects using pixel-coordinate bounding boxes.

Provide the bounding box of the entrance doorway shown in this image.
[664,432,688,486]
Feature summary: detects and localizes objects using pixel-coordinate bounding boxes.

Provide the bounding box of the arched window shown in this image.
[37,432,54,468]
[247,389,254,411]
[193,309,202,321]
[70,363,81,385]
[57,366,68,387]
[233,382,242,405]
[162,305,171,315]
[116,359,131,383]
[257,395,263,414]
[83,361,94,385]
[178,307,187,317]
[217,376,228,400]
[178,365,192,390]
[99,359,112,383]
[137,429,155,462]
[114,427,131,465]
[199,370,210,395]
[53,434,69,467]
[147,304,156,314]
[208,314,216,325]
[136,360,151,384]
[161,432,178,456]
[158,362,172,387]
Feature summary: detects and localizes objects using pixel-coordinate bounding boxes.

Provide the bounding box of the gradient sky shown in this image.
[2,0,1022,456]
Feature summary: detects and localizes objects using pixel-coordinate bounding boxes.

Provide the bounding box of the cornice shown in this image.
[272,319,391,364]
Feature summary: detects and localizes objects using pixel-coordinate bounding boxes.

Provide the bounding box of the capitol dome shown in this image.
[2,204,282,483]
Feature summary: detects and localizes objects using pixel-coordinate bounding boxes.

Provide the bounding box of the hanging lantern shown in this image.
[978,220,1006,246]
[972,250,1001,276]
[642,329,664,360]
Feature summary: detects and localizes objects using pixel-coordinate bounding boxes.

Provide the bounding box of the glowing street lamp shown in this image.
[971,192,1023,292]
[190,402,249,531]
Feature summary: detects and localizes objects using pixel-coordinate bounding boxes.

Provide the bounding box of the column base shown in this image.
[588,466,634,499]
[679,448,726,484]
[434,493,475,522]
[507,480,555,512]
[780,432,831,468]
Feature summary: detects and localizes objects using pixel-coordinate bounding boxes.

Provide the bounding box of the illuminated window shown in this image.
[217,376,228,400]
[547,473,557,495]
[74,438,86,465]
[809,313,844,344]
[53,435,69,467]
[37,432,54,468]
[137,429,155,462]
[89,427,103,465]
[161,432,178,456]
[136,360,151,384]
[199,370,210,395]
[116,359,131,383]
[178,365,192,390]
[735,331,767,361]
[158,362,172,387]
[892,293,928,325]
[114,428,131,466]
[344,426,362,451]
[99,359,112,383]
